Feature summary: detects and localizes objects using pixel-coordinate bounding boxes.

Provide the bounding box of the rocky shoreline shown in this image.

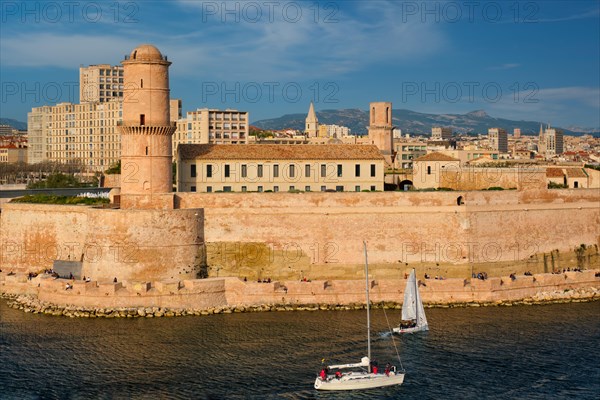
[2,286,598,319]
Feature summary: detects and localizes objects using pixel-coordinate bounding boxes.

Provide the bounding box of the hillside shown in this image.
[252,109,598,136]
[0,118,27,131]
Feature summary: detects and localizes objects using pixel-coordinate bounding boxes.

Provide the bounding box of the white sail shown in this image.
[396,269,428,333]
[401,270,418,321]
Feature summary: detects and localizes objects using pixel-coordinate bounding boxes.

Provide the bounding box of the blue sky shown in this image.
[1,0,599,129]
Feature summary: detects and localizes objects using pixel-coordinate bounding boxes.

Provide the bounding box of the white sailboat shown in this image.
[314,242,405,391]
[393,269,429,334]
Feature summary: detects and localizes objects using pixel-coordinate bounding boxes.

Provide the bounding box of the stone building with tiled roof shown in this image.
[176,144,385,193]
[412,152,460,189]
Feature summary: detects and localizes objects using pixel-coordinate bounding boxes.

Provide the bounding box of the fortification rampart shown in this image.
[176,189,600,280]
[1,270,598,312]
[0,203,203,282]
[1,189,598,282]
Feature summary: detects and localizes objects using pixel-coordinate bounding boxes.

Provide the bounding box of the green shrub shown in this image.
[11,195,109,205]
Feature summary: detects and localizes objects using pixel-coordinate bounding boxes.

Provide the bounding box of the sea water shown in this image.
[1,301,598,399]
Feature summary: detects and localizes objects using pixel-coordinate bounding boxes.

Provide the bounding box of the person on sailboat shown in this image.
[319,367,328,381]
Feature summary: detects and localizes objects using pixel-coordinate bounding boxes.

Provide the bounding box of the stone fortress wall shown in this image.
[1,188,598,283]
[0,203,203,282]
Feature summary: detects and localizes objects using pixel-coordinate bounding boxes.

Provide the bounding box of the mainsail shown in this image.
[401,270,428,328]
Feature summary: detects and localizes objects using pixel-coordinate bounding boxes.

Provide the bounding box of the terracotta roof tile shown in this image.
[178,144,385,161]
[546,168,564,178]
[564,168,587,178]
[414,152,460,162]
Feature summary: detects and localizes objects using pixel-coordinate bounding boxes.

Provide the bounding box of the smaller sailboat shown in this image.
[393,269,428,334]
[314,242,405,391]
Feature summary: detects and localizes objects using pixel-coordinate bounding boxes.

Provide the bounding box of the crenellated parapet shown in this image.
[118,124,176,136]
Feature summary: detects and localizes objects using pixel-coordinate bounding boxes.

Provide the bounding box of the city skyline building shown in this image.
[79,64,124,103]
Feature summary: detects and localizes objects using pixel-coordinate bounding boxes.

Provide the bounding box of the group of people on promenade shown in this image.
[473,272,488,280]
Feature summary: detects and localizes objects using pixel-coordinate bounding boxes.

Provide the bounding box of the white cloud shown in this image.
[0,33,140,68]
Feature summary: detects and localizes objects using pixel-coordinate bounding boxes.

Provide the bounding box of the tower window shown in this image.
[140,79,143,88]
[140,114,145,126]
[145,146,148,155]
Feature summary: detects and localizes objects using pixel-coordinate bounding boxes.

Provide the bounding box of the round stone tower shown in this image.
[118,44,176,209]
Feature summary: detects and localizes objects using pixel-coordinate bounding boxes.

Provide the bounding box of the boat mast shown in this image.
[363,241,371,372]
[414,269,418,325]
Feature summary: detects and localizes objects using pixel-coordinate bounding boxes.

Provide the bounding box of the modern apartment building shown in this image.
[27,105,53,164]
[488,127,508,153]
[79,64,124,103]
[174,108,249,153]
[431,127,452,140]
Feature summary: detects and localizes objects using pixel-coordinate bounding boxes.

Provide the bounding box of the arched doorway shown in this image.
[399,180,413,191]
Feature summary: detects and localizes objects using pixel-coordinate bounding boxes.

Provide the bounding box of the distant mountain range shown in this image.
[2,111,599,137]
[252,109,600,137]
[0,118,27,131]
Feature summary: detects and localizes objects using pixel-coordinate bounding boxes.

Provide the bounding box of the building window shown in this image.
[242,186,247,192]
[258,186,263,192]
[370,164,376,177]
[273,164,279,177]
[140,79,143,88]
[241,164,247,178]
[337,165,343,177]
[355,164,361,177]
[370,186,376,191]
[207,186,212,193]
[207,165,213,178]
[191,164,196,178]
[225,164,230,178]
[321,164,327,178]
[223,186,232,192]
[305,186,311,191]
[274,186,279,192]
[257,164,263,178]
[140,114,145,126]
[427,166,432,175]
[336,185,344,192]
[289,164,295,178]
[289,186,295,191]
[355,186,361,192]
[305,164,311,178]
[190,186,196,192]
[321,186,326,191]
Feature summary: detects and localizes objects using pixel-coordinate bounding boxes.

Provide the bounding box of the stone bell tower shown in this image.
[118,44,176,209]
[368,102,394,165]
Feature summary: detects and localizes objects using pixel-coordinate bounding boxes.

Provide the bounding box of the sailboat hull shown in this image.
[314,372,405,391]
[393,325,429,334]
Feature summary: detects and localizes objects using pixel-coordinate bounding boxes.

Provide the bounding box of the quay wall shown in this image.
[1,270,599,310]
